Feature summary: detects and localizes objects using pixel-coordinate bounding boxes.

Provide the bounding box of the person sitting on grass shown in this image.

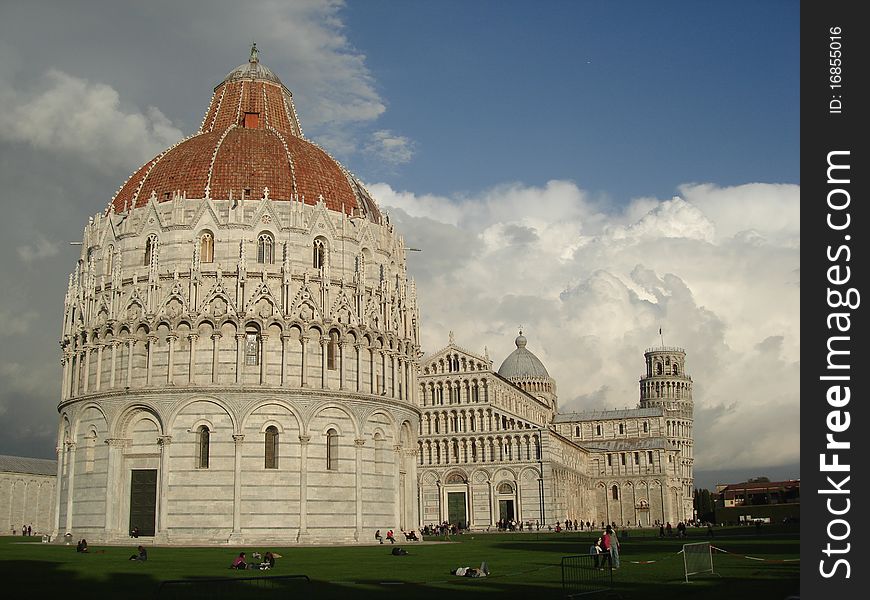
[231,552,247,570]
[386,530,396,544]
[259,551,275,570]
[129,545,147,561]
[76,539,89,553]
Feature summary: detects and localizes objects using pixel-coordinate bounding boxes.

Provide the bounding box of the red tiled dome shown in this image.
[109,47,382,221]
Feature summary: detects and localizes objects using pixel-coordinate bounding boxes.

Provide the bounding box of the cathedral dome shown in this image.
[109,45,381,222]
[497,332,550,379]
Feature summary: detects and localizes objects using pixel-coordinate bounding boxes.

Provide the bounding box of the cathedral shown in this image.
[417,334,694,529]
[54,47,693,544]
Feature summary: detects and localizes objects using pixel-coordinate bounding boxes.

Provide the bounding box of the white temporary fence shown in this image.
[683,541,714,583]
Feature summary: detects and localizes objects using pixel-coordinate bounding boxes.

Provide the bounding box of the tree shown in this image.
[693,488,715,523]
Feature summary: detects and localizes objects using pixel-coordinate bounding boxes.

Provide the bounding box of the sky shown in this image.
[0,0,799,490]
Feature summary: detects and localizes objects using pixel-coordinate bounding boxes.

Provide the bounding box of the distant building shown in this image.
[713,478,800,523]
[417,333,695,529]
[0,455,57,536]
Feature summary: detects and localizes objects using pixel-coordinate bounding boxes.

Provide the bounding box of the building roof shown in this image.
[553,407,663,422]
[0,455,57,476]
[109,46,382,222]
[497,332,550,380]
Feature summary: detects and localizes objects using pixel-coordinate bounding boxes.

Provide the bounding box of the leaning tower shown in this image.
[639,346,694,522]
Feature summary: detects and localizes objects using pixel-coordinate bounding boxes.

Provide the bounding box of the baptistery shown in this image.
[55,46,421,544]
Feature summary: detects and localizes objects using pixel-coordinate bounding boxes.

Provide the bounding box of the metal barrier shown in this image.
[156,574,310,599]
[561,554,612,598]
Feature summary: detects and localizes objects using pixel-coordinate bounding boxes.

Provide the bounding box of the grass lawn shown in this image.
[0,525,799,599]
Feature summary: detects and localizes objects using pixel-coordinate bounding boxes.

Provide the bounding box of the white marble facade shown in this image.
[418,338,695,529]
[56,195,421,544]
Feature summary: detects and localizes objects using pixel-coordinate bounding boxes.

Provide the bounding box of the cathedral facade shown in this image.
[417,335,694,529]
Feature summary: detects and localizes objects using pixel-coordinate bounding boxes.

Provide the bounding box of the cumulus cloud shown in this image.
[364,130,416,165]
[372,180,800,471]
[0,69,183,173]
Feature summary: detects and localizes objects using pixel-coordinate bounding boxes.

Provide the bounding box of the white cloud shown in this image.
[0,69,183,173]
[364,130,415,165]
[373,180,800,471]
[16,235,59,264]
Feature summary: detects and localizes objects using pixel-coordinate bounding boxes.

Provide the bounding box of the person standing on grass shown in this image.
[606,525,621,568]
[600,530,613,568]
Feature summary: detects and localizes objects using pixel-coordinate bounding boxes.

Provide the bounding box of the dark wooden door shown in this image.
[129,469,157,536]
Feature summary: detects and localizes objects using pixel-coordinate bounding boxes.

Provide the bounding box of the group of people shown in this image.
[588,525,621,569]
[422,522,462,536]
[230,551,277,570]
[15,524,34,536]
[658,521,689,538]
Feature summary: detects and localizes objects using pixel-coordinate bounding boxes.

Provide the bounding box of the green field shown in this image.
[0,525,799,599]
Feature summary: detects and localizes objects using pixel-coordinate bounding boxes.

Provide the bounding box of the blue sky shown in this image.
[341,0,799,201]
[0,0,799,487]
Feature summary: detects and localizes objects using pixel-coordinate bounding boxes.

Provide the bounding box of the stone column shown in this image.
[231,434,245,539]
[354,438,366,541]
[103,438,127,537]
[300,336,309,387]
[297,435,310,541]
[398,357,405,399]
[126,339,134,388]
[259,334,268,385]
[211,333,221,383]
[156,435,172,538]
[354,343,362,392]
[94,344,103,391]
[235,334,245,384]
[145,335,158,387]
[320,339,328,389]
[64,442,77,535]
[489,480,497,526]
[280,333,291,386]
[188,333,198,384]
[61,355,71,400]
[166,334,177,385]
[52,445,64,538]
[390,352,396,397]
[110,342,119,389]
[82,347,91,393]
[339,341,347,390]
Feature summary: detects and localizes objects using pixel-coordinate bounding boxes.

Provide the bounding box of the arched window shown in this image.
[104,244,114,276]
[327,331,339,370]
[648,451,654,464]
[575,426,581,437]
[313,237,327,269]
[200,231,214,263]
[619,423,624,435]
[643,421,649,433]
[264,426,279,469]
[245,327,260,366]
[144,234,159,267]
[612,485,619,500]
[196,425,210,469]
[326,428,338,470]
[257,232,274,264]
[596,424,602,436]
[673,364,680,375]
[656,362,663,375]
